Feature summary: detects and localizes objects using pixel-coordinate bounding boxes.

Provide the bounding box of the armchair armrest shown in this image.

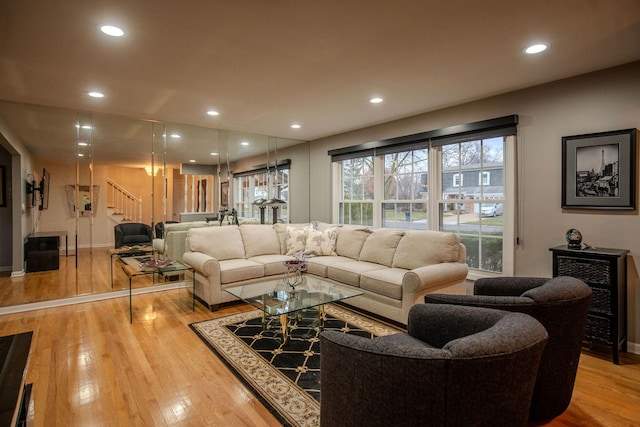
[403,263,468,293]
[424,293,534,310]
[474,277,548,296]
[181,251,219,277]
[320,330,447,360]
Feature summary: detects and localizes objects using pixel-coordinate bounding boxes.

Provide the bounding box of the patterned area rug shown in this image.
[190,304,401,427]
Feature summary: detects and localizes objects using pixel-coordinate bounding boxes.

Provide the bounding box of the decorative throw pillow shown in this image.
[285,226,308,255]
[304,227,338,256]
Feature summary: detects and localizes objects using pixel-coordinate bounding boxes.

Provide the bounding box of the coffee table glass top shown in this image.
[120,255,192,276]
[225,276,363,316]
[108,245,154,257]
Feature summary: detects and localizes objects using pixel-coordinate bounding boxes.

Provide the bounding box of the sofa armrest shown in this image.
[403,263,468,293]
[182,251,219,277]
[152,238,165,254]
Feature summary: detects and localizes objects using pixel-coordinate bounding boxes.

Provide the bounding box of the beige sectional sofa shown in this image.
[181,223,469,324]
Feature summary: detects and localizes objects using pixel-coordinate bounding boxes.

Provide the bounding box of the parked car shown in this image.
[480,203,503,217]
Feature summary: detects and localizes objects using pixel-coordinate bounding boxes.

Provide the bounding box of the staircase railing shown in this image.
[106,178,143,223]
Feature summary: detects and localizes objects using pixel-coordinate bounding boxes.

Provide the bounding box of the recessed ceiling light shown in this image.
[241,141,250,146]
[370,97,383,104]
[100,25,125,37]
[75,124,93,130]
[291,123,301,129]
[170,133,181,139]
[207,110,220,116]
[189,159,196,163]
[78,153,85,157]
[210,152,219,156]
[87,91,104,98]
[78,142,89,146]
[524,43,548,55]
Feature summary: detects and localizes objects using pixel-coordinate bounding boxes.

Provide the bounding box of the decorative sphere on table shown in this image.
[565,229,582,249]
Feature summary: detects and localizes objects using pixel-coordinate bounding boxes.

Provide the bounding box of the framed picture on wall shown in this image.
[220,181,229,207]
[562,128,637,210]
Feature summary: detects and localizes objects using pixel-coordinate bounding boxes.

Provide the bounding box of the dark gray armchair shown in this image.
[424,276,592,421]
[320,304,548,427]
[114,222,153,248]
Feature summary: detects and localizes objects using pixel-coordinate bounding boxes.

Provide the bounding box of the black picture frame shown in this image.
[562,128,637,210]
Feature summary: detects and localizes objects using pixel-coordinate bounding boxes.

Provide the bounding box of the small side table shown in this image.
[549,245,629,364]
[120,257,195,323]
[33,230,69,256]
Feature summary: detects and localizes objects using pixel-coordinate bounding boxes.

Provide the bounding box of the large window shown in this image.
[440,137,507,274]
[234,166,289,223]
[382,148,428,229]
[331,116,517,276]
[337,156,374,226]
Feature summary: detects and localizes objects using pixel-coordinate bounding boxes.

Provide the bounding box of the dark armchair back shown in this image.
[320,304,548,427]
[114,223,153,248]
[424,276,592,421]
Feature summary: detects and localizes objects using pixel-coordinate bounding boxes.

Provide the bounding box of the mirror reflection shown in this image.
[0,101,309,309]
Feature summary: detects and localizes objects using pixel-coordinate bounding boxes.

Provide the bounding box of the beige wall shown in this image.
[309,61,640,348]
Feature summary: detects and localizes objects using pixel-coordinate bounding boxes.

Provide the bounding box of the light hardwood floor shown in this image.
[1,256,639,426]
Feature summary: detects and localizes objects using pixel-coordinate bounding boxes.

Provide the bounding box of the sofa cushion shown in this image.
[249,254,296,276]
[285,226,309,255]
[305,255,354,277]
[359,228,405,267]
[304,227,339,256]
[360,268,408,300]
[187,225,245,261]
[312,221,339,231]
[392,230,461,270]
[240,224,281,258]
[335,227,372,260]
[274,223,310,254]
[327,260,388,288]
[219,259,264,283]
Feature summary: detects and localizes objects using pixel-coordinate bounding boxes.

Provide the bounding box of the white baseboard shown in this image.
[627,341,640,355]
[0,282,189,315]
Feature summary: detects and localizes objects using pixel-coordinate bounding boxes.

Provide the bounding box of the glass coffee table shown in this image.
[108,245,155,287]
[119,255,195,323]
[225,276,363,344]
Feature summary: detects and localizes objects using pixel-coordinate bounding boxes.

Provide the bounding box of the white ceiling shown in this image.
[1,0,639,164]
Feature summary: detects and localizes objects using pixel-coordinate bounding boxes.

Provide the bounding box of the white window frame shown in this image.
[452,173,463,187]
[480,171,490,186]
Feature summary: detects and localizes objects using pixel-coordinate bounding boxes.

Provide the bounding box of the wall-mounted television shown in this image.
[39,168,50,210]
[26,168,51,210]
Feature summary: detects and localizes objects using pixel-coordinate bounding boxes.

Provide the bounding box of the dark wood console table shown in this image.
[549,245,629,364]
